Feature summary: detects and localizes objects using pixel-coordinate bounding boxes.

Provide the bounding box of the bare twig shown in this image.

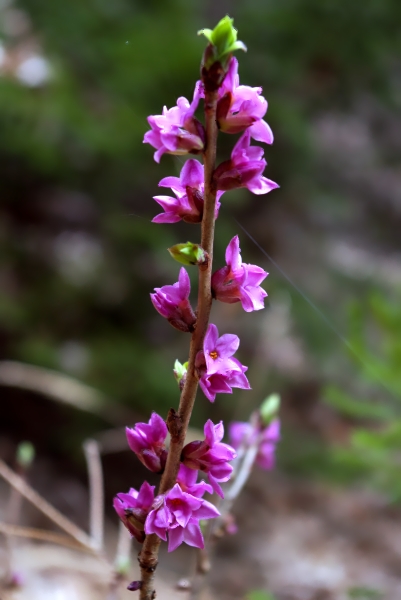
[0,459,94,550]
[138,89,219,600]
[83,439,104,551]
[0,522,102,556]
[0,360,133,425]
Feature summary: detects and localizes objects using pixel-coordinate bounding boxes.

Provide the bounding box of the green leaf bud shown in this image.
[16,441,35,469]
[168,242,207,266]
[260,393,280,425]
[198,16,246,71]
[173,359,188,386]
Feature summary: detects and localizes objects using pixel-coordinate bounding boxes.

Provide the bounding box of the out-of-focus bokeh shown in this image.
[1,1,401,598]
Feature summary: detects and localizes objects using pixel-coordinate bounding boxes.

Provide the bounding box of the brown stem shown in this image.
[0,459,94,549]
[138,89,219,600]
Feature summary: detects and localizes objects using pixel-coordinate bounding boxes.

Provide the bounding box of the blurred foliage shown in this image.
[348,587,382,599]
[246,591,276,600]
[323,290,401,500]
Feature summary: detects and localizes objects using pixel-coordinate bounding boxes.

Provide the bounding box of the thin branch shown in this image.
[0,360,134,425]
[83,438,104,551]
[114,521,132,570]
[0,522,103,556]
[138,89,219,600]
[0,459,94,550]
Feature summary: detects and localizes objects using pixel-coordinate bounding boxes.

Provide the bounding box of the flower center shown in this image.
[209,351,218,360]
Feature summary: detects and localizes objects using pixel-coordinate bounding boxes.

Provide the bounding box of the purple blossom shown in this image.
[150,268,196,333]
[195,324,250,402]
[143,83,205,163]
[176,463,213,497]
[144,483,220,552]
[213,130,279,195]
[182,420,236,498]
[212,235,268,312]
[113,481,155,543]
[229,419,280,470]
[153,159,224,224]
[126,412,168,473]
[216,57,273,143]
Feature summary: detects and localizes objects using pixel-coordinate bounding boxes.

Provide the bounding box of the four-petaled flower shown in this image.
[216,57,274,144]
[182,420,236,497]
[150,268,196,333]
[145,483,220,552]
[176,463,213,497]
[212,235,268,312]
[213,129,279,195]
[113,481,155,543]
[196,323,250,402]
[144,83,205,163]
[229,419,280,470]
[126,412,168,473]
[153,159,224,224]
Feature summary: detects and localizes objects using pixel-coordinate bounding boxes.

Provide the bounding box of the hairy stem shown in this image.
[138,89,219,600]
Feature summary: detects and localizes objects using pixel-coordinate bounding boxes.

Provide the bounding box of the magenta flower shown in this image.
[113,481,155,543]
[195,324,250,402]
[153,159,224,224]
[212,235,268,312]
[213,130,279,195]
[150,268,196,333]
[126,412,168,473]
[145,483,220,552]
[176,464,213,497]
[216,57,273,143]
[182,420,236,498]
[203,323,241,375]
[229,419,280,470]
[143,83,205,163]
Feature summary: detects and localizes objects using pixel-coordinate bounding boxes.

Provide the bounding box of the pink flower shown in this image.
[182,420,236,498]
[113,481,155,543]
[126,412,168,473]
[145,483,219,552]
[229,419,280,471]
[143,83,205,163]
[176,464,213,498]
[150,268,196,333]
[195,324,250,402]
[153,159,224,224]
[212,235,268,312]
[216,57,273,143]
[213,130,279,195]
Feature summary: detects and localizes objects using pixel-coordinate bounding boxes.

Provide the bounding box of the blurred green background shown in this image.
[1,0,401,501]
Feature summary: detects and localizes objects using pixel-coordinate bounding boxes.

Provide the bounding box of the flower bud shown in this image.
[168,242,207,266]
[260,393,280,425]
[127,581,142,592]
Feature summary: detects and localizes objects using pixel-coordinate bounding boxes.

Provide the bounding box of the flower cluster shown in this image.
[229,418,280,471]
[115,416,235,551]
[145,55,278,216]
